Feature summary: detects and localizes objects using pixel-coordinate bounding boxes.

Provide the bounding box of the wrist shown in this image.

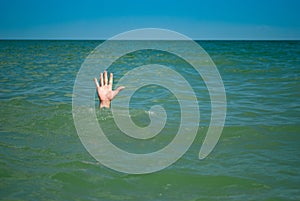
[100,100,111,108]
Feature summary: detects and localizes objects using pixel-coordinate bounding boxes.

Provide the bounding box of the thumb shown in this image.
[115,86,125,93]
[113,86,125,97]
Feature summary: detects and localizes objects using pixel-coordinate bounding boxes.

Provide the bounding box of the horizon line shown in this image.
[1,38,300,41]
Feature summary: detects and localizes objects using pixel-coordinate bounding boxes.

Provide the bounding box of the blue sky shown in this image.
[0,0,299,40]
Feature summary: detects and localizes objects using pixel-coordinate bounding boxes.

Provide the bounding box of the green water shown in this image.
[1,40,300,200]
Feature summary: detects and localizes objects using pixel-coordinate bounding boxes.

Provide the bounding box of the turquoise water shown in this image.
[1,40,300,200]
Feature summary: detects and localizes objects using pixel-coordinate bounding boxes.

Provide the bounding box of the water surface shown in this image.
[1,40,300,200]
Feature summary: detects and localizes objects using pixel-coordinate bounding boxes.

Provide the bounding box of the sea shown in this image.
[1,40,299,201]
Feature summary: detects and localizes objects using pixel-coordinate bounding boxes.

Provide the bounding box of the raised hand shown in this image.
[94,71,125,108]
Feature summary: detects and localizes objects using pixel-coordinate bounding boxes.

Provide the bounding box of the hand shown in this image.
[94,71,125,108]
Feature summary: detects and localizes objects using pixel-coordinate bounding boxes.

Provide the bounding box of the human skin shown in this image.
[94,71,125,108]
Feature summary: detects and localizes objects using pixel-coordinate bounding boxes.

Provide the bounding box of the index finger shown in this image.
[109,72,113,86]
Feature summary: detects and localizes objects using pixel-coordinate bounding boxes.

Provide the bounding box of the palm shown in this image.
[97,85,114,101]
[94,71,124,108]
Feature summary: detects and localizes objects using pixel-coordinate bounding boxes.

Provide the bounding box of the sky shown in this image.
[0,0,299,40]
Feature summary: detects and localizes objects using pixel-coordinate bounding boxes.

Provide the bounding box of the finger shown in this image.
[115,86,125,93]
[93,78,100,88]
[104,71,108,85]
[112,86,125,98]
[109,73,113,86]
[100,73,104,86]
